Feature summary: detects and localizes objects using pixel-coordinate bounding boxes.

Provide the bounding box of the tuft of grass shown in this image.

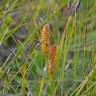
[0,0,96,96]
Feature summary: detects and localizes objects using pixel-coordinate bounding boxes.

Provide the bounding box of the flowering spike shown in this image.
[41,24,50,57]
[48,45,57,78]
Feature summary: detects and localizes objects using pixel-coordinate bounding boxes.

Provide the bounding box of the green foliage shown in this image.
[0,0,96,96]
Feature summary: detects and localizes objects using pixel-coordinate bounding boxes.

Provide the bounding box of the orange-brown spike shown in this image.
[41,24,50,56]
[48,45,57,78]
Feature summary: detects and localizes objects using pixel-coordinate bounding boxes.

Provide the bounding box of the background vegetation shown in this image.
[0,0,96,96]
